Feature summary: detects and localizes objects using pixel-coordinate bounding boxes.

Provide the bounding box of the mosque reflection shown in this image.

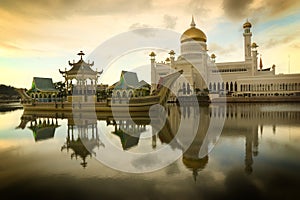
[17,103,300,179]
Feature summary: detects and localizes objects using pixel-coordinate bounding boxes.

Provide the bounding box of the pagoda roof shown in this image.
[31,77,58,93]
[65,59,97,76]
[59,51,102,78]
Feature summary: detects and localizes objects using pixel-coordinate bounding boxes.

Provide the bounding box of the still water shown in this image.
[0,103,300,199]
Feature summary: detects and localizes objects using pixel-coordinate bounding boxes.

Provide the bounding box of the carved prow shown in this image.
[15,88,32,100]
[153,70,183,105]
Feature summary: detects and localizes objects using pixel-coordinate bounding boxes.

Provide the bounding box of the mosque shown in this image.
[150,17,300,101]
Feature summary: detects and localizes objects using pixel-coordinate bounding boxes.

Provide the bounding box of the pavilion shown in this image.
[59,51,102,102]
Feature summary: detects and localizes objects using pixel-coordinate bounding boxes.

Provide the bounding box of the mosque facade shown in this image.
[150,17,300,101]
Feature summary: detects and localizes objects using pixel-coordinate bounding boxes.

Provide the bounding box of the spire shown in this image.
[191,15,196,27]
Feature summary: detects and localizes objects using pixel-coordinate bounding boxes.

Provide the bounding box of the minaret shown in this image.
[251,42,258,75]
[243,20,252,61]
[149,52,157,93]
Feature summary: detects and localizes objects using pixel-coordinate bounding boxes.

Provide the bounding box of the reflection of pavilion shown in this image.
[17,109,104,168]
[61,120,103,168]
[17,115,60,142]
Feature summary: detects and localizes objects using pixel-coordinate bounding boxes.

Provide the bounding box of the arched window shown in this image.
[187,83,191,94]
[230,82,233,92]
[116,91,121,98]
[226,82,229,91]
[128,91,133,97]
[183,83,186,95]
[217,82,220,91]
[234,82,237,91]
[209,82,212,90]
[122,91,127,98]
[213,83,216,91]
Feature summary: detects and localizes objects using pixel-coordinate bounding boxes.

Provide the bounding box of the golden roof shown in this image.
[243,20,252,28]
[180,17,207,43]
[211,53,216,59]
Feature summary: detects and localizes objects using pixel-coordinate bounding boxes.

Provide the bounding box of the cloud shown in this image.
[222,0,300,22]
[222,0,254,21]
[290,43,300,49]
[208,42,238,56]
[128,23,157,38]
[129,23,150,30]
[163,15,178,29]
[131,154,162,170]
[187,0,211,17]
[264,35,298,49]
[0,0,153,19]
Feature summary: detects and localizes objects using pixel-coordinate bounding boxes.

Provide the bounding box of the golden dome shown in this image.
[180,17,207,43]
[243,20,252,28]
[211,53,216,59]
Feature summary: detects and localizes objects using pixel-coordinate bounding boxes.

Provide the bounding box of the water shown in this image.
[0,103,300,199]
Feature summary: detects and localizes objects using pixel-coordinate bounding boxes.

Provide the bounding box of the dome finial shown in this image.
[191,15,196,27]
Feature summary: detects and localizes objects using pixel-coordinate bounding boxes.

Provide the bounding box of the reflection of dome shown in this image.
[183,155,209,182]
[182,156,209,170]
[180,17,207,43]
[243,20,252,28]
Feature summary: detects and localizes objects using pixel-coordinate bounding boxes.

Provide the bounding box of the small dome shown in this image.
[165,57,170,62]
[169,50,175,55]
[180,17,207,43]
[251,42,258,48]
[243,20,252,28]
[211,53,216,59]
[149,52,156,57]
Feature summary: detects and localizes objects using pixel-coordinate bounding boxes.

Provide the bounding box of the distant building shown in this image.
[28,77,58,102]
[151,17,300,100]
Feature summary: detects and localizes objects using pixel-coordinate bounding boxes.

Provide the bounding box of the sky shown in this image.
[0,0,299,88]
